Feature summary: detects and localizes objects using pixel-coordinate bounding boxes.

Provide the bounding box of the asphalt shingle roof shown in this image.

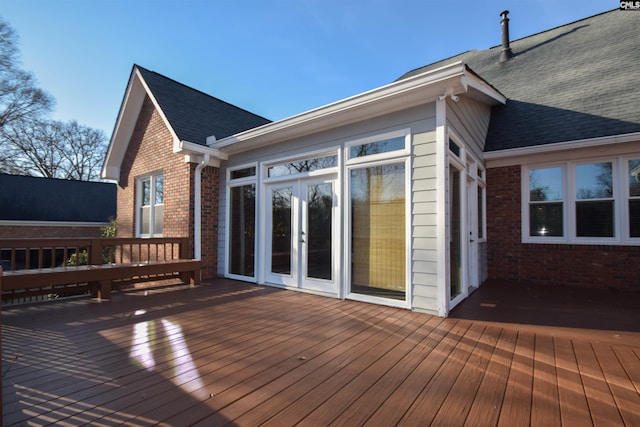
[0,174,116,222]
[136,66,271,145]
[399,10,640,151]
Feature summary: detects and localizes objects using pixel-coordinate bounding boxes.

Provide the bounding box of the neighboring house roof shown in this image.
[0,174,116,223]
[135,66,271,144]
[102,65,271,180]
[398,9,640,152]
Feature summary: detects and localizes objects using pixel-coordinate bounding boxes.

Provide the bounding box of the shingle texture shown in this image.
[136,66,271,145]
[398,10,640,151]
[0,174,116,222]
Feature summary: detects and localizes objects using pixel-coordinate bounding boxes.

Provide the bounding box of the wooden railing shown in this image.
[0,237,190,271]
[0,238,197,304]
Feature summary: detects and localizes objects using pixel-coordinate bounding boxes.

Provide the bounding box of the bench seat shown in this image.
[1,259,201,300]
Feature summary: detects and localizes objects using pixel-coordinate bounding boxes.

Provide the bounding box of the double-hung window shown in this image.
[138,173,164,237]
[523,157,640,244]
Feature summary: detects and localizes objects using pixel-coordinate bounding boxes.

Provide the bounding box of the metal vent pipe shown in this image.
[499,10,514,62]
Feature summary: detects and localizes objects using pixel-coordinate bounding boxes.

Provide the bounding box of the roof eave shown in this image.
[213,62,505,155]
[484,131,640,167]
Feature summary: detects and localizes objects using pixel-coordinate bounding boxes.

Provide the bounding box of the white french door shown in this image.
[265,177,337,294]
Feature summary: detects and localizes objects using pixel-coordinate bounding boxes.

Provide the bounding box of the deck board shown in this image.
[2,279,640,426]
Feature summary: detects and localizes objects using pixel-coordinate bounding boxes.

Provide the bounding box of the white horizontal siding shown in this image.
[447,97,492,161]
[410,110,439,313]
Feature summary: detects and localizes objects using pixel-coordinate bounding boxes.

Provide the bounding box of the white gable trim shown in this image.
[101,67,181,181]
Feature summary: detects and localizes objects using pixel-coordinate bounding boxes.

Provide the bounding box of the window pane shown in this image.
[576,162,612,199]
[268,155,337,177]
[229,184,255,276]
[576,200,614,237]
[141,206,150,235]
[230,167,256,180]
[307,183,333,280]
[529,203,563,236]
[350,136,405,158]
[351,163,405,300]
[271,187,292,274]
[154,205,164,235]
[630,200,640,237]
[155,176,164,204]
[630,159,640,197]
[449,139,461,157]
[142,180,151,206]
[529,167,562,201]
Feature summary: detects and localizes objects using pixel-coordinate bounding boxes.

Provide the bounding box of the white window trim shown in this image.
[136,172,164,238]
[344,129,412,309]
[522,156,640,245]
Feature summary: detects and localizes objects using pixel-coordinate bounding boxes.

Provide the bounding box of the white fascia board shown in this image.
[213,62,495,155]
[460,75,506,105]
[484,131,640,167]
[101,68,181,181]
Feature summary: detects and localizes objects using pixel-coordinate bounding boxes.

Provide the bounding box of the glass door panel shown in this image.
[305,182,333,280]
[349,163,406,301]
[270,186,294,278]
[450,167,464,304]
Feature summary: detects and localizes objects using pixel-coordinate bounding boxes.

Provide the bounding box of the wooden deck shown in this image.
[2,279,640,426]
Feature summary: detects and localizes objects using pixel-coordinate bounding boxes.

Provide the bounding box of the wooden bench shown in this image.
[1,259,201,301]
[0,238,201,302]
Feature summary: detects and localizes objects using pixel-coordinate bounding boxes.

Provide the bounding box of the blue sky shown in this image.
[1,0,613,137]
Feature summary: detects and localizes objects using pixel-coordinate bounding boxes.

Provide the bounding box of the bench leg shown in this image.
[180,270,199,287]
[89,280,111,300]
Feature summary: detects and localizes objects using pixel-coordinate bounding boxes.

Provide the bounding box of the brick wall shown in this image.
[0,225,103,238]
[117,95,219,280]
[199,166,219,280]
[487,165,640,290]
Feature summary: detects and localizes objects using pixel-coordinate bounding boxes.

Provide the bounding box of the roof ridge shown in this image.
[134,64,270,122]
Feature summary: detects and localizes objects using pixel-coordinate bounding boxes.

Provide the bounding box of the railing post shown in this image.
[89,239,104,265]
[180,238,189,259]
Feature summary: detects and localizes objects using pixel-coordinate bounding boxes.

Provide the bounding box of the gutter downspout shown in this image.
[194,154,211,261]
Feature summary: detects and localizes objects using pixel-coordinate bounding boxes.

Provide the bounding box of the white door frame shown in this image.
[264,176,339,295]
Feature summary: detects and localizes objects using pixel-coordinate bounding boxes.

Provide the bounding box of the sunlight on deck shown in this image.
[129,315,207,401]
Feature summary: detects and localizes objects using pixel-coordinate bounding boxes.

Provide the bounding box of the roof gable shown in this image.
[135,67,270,144]
[102,65,270,180]
[399,10,640,151]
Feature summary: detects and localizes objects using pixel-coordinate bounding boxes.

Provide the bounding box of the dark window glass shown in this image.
[529,203,563,236]
[448,139,460,157]
[576,200,614,237]
[229,184,256,277]
[230,167,256,180]
[630,200,640,237]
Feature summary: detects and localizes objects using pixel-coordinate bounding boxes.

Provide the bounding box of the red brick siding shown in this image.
[0,225,103,238]
[487,165,640,290]
[199,166,219,280]
[116,95,219,280]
